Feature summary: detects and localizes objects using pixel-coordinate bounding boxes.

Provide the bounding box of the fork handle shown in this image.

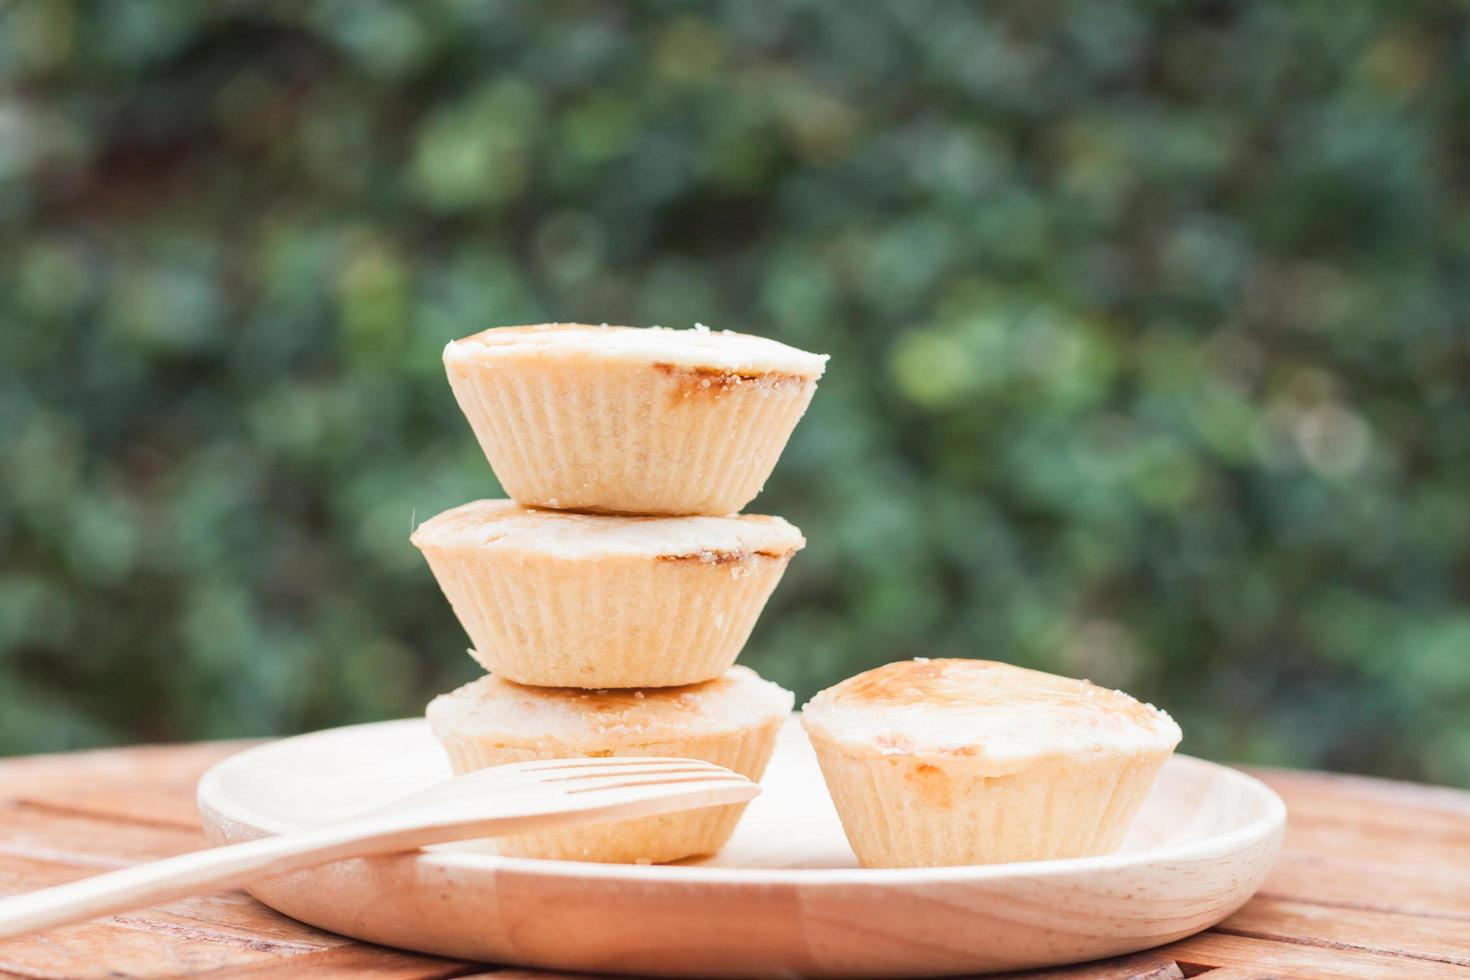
[0,767,756,939]
[0,790,734,937]
[0,816,444,940]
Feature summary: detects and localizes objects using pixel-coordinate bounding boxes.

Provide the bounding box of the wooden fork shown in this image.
[0,756,757,940]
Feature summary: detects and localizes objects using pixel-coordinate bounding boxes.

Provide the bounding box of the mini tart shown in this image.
[411,500,805,688]
[443,323,828,516]
[427,667,794,864]
[801,659,1182,868]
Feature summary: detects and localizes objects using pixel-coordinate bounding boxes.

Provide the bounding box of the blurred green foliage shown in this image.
[2,1,1468,786]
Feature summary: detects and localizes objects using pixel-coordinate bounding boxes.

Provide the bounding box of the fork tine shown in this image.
[517,757,723,773]
[537,764,726,783]
[564,773,754,796]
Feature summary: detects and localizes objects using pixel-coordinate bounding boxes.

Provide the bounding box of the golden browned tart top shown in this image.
[444,323,829,378]
[801,659,1181,768]
[427,666,795,749]
[411,499,804,560]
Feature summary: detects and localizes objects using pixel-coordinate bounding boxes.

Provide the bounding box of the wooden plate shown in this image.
[197,718,1284,978]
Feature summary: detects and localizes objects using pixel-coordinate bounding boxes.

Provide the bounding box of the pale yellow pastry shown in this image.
[427,666,794,863]
[443,323,828,515]
[411,500,804,688]
[801,659,1182,868]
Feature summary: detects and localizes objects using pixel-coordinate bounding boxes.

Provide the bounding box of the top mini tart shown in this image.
[442,324,828,516]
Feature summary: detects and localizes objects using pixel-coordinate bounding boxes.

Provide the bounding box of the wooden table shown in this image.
[0,743,1465,980]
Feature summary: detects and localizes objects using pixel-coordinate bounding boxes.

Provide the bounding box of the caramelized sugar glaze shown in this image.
[450,323,827,378]
[429,666,794,748]
[803,659,1180,767]
[412,500,804,561]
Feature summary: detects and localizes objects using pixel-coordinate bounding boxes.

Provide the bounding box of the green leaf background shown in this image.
[2,1,1467,785]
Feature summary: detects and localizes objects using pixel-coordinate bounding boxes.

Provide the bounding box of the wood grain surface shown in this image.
[0,743,1466,979]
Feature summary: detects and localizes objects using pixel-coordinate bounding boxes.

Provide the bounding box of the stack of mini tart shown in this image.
[412,323,827,864]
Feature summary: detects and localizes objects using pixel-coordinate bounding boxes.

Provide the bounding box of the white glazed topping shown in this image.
[444,323,829,378]
[411,499,804,560]
[802,659,1181,769]
[427,666,795,749]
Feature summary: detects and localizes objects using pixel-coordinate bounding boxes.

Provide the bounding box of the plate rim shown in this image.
[197,716,1287,887]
